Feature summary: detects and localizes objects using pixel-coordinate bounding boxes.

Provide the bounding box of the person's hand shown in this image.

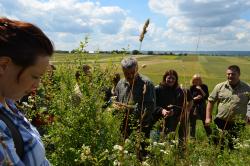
[111,96,117,101]
[161,109,173,118]
[196,85,206,96]
[166,104,174,110]
[205,117,211,126]
[196,85,201,90]
[193,95,202,100]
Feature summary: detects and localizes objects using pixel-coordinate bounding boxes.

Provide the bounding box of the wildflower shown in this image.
[80,153,87,162]
[157,142,165,146]
[81,144,91,155]
[113,145,123,151]
[141,64,147,68]
[160,149,167,154]
[242,143,250,148]
[169,144,175,148]
[28,96,35,103]
[142,161,150,166]
[113,159,121,166]
[125,139,131,144]
[171,140,178,144]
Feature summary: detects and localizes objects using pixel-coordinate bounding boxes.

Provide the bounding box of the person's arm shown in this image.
[194,85,208,100]
[196,85,206,97]
[111,82,125,110]
[205,83,221,125]
[205,100,214,125]
[152,85,164,116]
[141,82,156,127]
[0,125,25,165]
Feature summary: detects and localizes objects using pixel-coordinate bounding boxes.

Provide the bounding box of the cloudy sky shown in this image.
[1,0,250,51]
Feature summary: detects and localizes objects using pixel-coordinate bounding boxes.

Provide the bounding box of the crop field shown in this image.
[51,54,250,91]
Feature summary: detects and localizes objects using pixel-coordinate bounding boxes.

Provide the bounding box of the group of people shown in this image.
[112,57,250,159]
[0,17,250,165]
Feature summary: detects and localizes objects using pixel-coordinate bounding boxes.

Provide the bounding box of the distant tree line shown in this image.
[56,49,190,56]
[55,50,70,53]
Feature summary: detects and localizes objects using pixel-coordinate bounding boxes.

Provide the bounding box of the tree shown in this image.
[147,51,154,55]
[132,50,140,55]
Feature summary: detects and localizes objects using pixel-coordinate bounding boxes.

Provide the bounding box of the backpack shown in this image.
[0,111,24,159]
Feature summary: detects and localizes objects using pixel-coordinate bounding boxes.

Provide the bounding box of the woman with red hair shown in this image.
[0,17,53,165]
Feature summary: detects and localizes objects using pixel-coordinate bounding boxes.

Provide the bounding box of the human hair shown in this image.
[191,74,203,85]
[75,71,81,81]
[227,65,240,75]
[160,69,179,88]
[82,64,91,75]
[121,57,138,69]
[0,17,54,79]
[75,64,91,81]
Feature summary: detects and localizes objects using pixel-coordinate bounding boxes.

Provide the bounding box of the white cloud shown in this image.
[85,17,141,51]
[120,17,140,36]
[149,0,250,27]
[148,0,250,50]
[1,0,250,51]
[0,0,128,50]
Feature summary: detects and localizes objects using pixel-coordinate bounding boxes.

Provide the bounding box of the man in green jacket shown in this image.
[205,65,250,149]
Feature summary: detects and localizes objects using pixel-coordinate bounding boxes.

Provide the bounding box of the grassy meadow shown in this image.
[51,53,250,91]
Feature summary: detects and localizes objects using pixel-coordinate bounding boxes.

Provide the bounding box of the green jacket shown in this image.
[115,74,155,127]
[208,80,250,121]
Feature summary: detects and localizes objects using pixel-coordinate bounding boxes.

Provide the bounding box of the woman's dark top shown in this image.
[154,85,185,116]
[189,84,209,118]
[153,85,191,132]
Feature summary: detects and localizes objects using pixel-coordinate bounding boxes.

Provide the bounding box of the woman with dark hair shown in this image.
[189,74,211,138]
[0,17,53,165]
[153,70,183,132]
[153,70,192,144]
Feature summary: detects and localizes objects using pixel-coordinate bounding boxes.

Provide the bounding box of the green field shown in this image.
[51,54,250,92]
